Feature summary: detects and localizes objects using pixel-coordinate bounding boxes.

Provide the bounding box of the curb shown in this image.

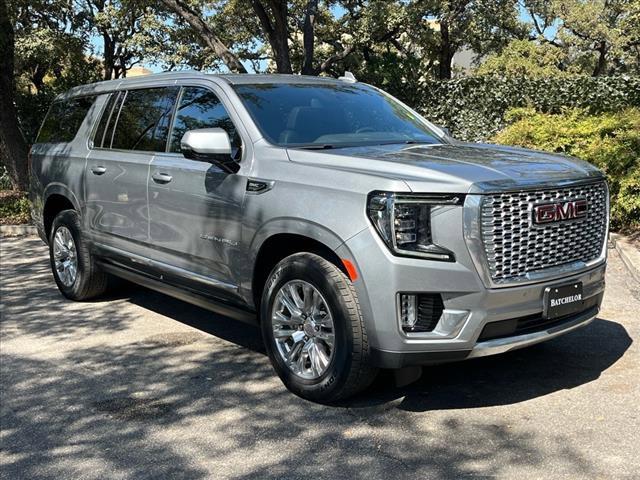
[610,233,640,285]
[0,225,37,237]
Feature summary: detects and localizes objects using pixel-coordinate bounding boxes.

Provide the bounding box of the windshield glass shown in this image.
[233,82,443,148]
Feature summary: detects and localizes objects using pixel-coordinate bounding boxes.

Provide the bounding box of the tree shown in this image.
[158,0,248,73]
[523,0,640,76]
[0,0,29,191]
[76,0,158,80]
[249,0,293,73]
[476,39,573,77]
[409,0,527,79]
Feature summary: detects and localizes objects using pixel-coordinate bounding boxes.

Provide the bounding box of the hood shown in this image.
[287,142,604,193]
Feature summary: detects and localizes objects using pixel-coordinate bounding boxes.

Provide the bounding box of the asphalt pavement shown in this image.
[1,235,638,479]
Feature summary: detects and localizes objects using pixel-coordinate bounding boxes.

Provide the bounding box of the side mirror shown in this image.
[180,128,239,174]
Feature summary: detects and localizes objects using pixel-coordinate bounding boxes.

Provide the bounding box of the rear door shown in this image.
[85,86,179,256]
[147,84,248,299]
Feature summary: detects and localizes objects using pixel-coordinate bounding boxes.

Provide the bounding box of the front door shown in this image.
[147,86,247,299]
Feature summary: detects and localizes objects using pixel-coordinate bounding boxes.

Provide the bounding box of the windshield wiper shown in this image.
[295,144,336,150]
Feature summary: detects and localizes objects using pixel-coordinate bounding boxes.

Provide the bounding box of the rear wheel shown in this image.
[261,253,377,402]
[49,210,108,300]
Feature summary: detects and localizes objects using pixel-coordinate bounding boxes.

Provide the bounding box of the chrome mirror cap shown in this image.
[181,128,232,156]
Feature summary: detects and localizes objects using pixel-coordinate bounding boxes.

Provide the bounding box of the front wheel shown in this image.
[261,253,377,402]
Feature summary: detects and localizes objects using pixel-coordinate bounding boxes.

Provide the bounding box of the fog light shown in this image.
[400,294,418,328]
[399,293,446,333]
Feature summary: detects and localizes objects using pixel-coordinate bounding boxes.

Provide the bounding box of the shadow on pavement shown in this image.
[126,283,632,412]
[1,236,633,478]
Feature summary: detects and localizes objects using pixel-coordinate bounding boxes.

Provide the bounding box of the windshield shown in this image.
[233,82,444,148]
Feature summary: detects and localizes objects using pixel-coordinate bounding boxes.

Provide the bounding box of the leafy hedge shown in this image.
[414,76,640,142]
[493,107,640,231]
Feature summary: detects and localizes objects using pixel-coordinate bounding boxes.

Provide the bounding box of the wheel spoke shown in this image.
[279,289,301,317]
[309,342,325,377]
[316,329,334,347]
[302,283,313,312]
[273,327,294,339]
[272,310,294,326]
[287,284,305,310]
[315,341,330,370]
[286,340,304,364]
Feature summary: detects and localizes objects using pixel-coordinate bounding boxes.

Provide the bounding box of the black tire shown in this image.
[49,209,108,301]
[261,253,377,402]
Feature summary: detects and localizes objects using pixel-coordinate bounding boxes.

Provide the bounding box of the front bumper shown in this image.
[336,219,606,369]
[369,303,599,368]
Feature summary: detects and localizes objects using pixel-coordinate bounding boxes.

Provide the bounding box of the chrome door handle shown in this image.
[152,172,173,184]
[91,166,106,175]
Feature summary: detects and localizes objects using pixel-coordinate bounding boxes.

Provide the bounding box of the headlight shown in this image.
[367,192,463,261]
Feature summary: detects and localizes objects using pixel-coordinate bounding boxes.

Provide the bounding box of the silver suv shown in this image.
[30,72,609,402]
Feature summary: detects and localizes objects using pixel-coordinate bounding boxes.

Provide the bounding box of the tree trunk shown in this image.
[592,41,607,76]
[160,0,248,74]
[103,33,115,80]
[0,0,29,191]
[251,0,293,74]
[302,0,318,75]
[438,21,453,80]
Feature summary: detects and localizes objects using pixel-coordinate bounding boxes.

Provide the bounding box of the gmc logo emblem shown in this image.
[533,199,588,225]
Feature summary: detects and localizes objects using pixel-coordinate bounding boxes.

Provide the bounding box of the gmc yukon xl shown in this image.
[30,72,609,402]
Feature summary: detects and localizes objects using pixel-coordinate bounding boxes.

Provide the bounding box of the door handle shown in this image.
[91,166,106,175]
[152,172,173,184]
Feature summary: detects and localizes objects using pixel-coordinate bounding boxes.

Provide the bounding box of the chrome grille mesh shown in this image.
[480,182,607,283]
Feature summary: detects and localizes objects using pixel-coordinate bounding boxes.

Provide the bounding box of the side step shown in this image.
[98,261,258,325]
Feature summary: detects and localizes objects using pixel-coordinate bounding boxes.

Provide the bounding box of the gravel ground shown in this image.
[1,236,638,479]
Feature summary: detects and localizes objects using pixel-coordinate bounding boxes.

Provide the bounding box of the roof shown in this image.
[59,72,350,100]
[217,74,346,85]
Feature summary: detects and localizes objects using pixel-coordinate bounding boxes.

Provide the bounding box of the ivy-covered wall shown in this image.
[414,76,640,142]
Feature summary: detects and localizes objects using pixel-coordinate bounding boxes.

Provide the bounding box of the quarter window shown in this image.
[111,87,179,152]
[37,96,96,144]
[169,87,240,156]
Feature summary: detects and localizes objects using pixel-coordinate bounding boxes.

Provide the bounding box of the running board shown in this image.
[98,261,258,325]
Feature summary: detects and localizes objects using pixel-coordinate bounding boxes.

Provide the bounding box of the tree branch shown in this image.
[160,0,247,73]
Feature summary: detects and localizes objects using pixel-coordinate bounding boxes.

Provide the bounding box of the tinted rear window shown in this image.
[37,96,96,143]
[111,87,179,151]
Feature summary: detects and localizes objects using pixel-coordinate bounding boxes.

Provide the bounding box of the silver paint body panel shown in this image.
[30,72,607,364]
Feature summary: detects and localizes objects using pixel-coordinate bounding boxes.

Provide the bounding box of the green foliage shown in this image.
[0,166,13,190]
[476,39,575,77]
[412,75,640,142]
[0,190,31,225]
[493,107,640,231]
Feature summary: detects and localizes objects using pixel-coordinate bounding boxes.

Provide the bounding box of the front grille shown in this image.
[480,181,607,283]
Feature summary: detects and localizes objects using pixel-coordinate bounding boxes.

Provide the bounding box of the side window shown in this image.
[169,87,240,156]
[111,87,179,152]
[36,96,96,144]
[92,92,123,148]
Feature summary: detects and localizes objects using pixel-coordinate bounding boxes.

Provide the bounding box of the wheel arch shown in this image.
[42,185,80,240]
[249,221,353,311]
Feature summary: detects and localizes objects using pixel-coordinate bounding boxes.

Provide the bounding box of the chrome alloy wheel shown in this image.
[271,280,335,380]
[53,226,78,287]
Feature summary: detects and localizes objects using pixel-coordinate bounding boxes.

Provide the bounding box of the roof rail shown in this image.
[338,71,357,83]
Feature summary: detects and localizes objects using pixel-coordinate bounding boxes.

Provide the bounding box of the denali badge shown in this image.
[533,198,588,225]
